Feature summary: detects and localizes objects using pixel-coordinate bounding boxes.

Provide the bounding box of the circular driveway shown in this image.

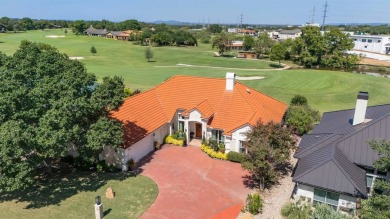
[138,145,251,219]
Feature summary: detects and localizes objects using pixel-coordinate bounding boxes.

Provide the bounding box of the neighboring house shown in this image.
[293,92,390,213]
[107,73,287,170]
[229,40,243,50]
[106,31,130,40]
[228,28,238,33]
[350,35,390,55]
[276,29,302,40]
[84,26,108,37]
[237,51,256,59]
[238,29,258,37]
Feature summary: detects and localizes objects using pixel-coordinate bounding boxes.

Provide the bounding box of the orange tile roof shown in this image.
[110,75,287,148]
[182,99,214,119]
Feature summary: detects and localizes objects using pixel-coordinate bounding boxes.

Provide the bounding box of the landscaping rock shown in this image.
[106,187,115,199]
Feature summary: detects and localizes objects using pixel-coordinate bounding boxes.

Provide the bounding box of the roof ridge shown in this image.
[332,151,367,196]
[293,156,333,181]
[153,89,170,122]
[336,113,390,148]
[295,134,341,158]
[236,83,256,112]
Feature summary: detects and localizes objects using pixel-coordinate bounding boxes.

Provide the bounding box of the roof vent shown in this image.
[353,91,369,126]
[246,88,251,93]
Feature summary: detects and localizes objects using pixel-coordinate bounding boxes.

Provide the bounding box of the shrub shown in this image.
[245,193,264,215]
[285,105,321,135]
[311,203,352,219]
[96,160,105,172]
[290,94,308,106]
[201,144,227,160]
[227,151,246,163]
[128,159,135,171]
[281,196,312,219]
[165,135,184,146]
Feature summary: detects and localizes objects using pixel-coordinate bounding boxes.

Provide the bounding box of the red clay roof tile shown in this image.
[110,75,287,148]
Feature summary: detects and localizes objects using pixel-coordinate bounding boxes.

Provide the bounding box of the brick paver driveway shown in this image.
[139,145,251,219]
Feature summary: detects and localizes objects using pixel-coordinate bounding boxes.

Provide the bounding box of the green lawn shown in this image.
[0,172,158,219]
[1,29,390,113]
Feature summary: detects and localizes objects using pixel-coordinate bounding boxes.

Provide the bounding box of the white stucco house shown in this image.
[350,35,390,55]
[293,92,390,213]
[106,73,287,170]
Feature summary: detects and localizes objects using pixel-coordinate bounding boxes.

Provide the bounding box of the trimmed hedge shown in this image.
[165,135,184,146]
[227,151,246,163]
[201,144,227,160]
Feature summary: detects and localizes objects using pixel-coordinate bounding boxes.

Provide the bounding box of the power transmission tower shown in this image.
[240,13,243,28]
[311,6,316,24]
[322,1,329,31]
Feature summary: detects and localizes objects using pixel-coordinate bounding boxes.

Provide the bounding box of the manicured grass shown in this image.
[1,29,390,113]
[0,172,158,219]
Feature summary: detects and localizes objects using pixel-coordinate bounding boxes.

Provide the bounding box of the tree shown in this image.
[145,47,154,62]
[90,46,97,55]
[254,32,275,58]
[285,95,320,135]
[19,17,34,31]
[243,35,255,51]
[292,26,358,68]
[208,24,222,34]
[211,32,233,56]
[72,20,86,35]
[0,41,125,192]
[290,94,308,106]
[270,43,286,67]
[360,139,390,219]
[241,121,295,190]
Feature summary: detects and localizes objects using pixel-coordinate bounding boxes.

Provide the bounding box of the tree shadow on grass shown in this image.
[0,170,133,209]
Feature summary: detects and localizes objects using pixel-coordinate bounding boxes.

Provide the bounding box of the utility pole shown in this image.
[240,13,243,28]
[322,1,328,31]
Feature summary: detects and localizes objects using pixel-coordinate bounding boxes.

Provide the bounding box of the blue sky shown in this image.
[1,0,389,24]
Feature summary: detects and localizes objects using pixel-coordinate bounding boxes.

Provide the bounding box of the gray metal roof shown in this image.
[279,29,301,34]
[84,26,108,35]
[294,104,390,197]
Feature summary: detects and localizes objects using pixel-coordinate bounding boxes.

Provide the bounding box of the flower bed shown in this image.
[201,144,227,160]
[165,135,184,146]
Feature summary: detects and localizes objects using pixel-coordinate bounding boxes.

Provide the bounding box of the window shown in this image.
[178,121,184,131]
[211,130,224,143]
[364,45,368,48]
[313,188,339,210]
[368,39,372,43]
[367,175,374,194]
[239,141,247,153]
[378,40,382,43]
[354,38,357,41]
[362,39,367,42]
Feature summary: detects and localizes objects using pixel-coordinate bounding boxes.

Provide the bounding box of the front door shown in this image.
[195,123,202,138]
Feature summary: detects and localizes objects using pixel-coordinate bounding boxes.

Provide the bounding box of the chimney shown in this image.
[353,91,369,125]
[226,72,236,91]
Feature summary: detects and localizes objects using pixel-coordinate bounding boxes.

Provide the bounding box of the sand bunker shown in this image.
[69,57,84,60]
[235,76,265,80]
[45,35,65,38]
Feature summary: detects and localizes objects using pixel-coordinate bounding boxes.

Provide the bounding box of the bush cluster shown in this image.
[201,144,227,160]
[245,193,264,215]
[227,151,246,163]
[165,135,184,146]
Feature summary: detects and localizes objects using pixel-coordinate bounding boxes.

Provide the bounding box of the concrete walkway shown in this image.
[138,145,251,219]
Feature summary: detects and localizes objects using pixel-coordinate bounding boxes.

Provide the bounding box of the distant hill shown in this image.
[329,23,390,26]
